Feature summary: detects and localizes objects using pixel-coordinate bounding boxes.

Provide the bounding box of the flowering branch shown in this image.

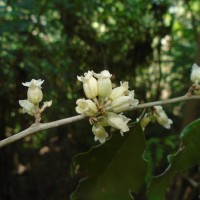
[0,64,199,148]
[0,94,200,148]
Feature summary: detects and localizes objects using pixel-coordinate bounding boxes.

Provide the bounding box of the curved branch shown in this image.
[0,95,200,148]
[0,115,85,148]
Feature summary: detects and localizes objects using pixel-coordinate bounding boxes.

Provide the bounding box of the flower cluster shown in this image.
[139,106,173,130]
[76,70,139,143]
[190,63,200,95]
[19,79,52,122]
[191,63,200,85]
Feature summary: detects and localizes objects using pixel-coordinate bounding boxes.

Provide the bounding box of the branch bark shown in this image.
[0,115,85,148]
[0,95,200,148]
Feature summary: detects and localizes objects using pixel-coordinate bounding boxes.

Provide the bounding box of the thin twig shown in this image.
[0,115,85,148]
[0,95,200,148]
[133,95,200,110]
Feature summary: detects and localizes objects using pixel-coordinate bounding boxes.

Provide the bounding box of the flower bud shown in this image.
[110,81,129,100]
[94,70,112,97]
[191,63,200,84]
[19,100,36,116]
[111,91,139,113]
[154,105,162,112]
[111,96,133,113]
[40,100,53,112]
[77,71,98,99]
[154,106,173,129]
[194,89,200,95]
[105,112,130,135]
[22,79,44,88]
[92,125,108,144]
[43,100,52,107]
[27,87,43,104]
[156,112,172,129]
[22,79,44,104]
[140,115,150,130]
[76,98,98,116]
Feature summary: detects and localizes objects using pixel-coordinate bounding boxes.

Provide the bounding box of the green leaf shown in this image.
[70,125,147,200]
[147,118,200,200]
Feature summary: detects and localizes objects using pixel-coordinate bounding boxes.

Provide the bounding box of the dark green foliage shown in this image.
[147,118,200,200]
[0,0,199,199]
[71,125,147,200]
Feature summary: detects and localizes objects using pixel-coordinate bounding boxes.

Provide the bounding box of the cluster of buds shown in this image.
[76,70,139,143]
[190,63,200,95]
[139,106,173,130]
[19,79,52,123]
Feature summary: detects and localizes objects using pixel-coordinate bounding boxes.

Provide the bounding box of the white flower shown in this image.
[22,79,44,104]
[19,100,36,116]
[190,63,200,84]
[76,98,98,116]
[119,113,131,124]
[154,106,173,129]
[92,125,108,144]
[77,71,98,99]
[105,112,130,135]
[22,79,44,88]
[109,81,129,100]
[94,70,112,97]
[43,100,52,107]
[111,90,139,113]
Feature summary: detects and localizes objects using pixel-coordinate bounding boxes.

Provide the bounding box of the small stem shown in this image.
[137,109,147,122]
[34,108,41,124]
[133,95,200,110]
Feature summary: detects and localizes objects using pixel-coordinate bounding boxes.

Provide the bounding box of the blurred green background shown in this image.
[0,0,199,199]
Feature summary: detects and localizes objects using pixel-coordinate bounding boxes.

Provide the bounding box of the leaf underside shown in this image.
[147,118,200,200]
[70,125,147,200]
